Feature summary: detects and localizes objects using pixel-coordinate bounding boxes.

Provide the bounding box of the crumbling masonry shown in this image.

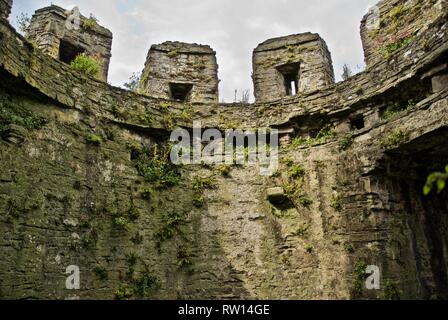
[253,33,334,102]
[0,0,447,300]
[26,5,112,81]
[140,41,219,103]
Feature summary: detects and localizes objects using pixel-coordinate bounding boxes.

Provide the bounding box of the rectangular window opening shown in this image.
[169,83,193,102]
[59,40,85,64]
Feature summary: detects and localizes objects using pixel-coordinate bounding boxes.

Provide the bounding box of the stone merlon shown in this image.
[26,5,113,82]
[140,41,219,104]
[252,33,334,103]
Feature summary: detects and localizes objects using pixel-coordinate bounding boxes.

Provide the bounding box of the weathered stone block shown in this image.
[267,187,286,202]
[252,33,334,102]
[364,109,381,128]
[335,120,351,134]
[432,73,448,92]
[279,128,295,146]
[421,63,448,93]
[140,41,219,103]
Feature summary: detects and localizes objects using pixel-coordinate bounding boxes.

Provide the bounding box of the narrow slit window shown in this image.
[169,83,193,102]
[277,62,300,97]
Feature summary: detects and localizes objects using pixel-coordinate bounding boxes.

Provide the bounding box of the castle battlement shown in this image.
[26,5,113,81]
[140,41,219,103]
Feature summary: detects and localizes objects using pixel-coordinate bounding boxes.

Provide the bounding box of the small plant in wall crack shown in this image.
[192,176,216,208]
[353,262,367,296]
[217,164,232,177]
[167,50,178,58]
[83,14,98,30]
[133,270,161,297]
[94,265,108,281]
[291,125,336,148]
[344,242,355,254]
[339,135,354,151]
[112,202,140,232]
[177,245,194,274]
[86,134,103,145]
[140,187,154,200]
[114,286,133,300]
[381,130,407,149]
[304,244,313,254]
[380,32,416,59]
[288,164,305,179]
[292,225,309,237]
[330,194,343,212]
[153,210,189,248]
[384,279,401,300]
[114,216,131,231]
[134,144,181,189]
[298,195,313,208]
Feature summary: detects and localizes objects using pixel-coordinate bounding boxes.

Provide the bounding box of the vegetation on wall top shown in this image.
[70,53,101,78]
[83,14,98,30]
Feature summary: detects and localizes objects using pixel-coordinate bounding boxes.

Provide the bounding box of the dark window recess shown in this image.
[309,129,319,139]
[59,40,85,64]
[351,116,365,130]
[277,63,300,96]
[169,83,193,102]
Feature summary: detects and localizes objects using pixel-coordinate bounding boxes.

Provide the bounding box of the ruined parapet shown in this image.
[26,5,112,81]
[140,41,219,103]
[0,0,12,21]
[252,33,334,102]
[361,0,447,68]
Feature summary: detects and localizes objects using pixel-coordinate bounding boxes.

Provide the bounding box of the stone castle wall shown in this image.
[0,0,447,300]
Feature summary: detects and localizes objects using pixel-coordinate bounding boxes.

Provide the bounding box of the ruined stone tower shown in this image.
[360,0,447,67]
[0,0,12,21]
[26,5,113,81]
[252,33,334,102]
[140,41,219,103]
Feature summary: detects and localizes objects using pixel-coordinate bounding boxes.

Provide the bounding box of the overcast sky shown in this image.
[11,0,378,102]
